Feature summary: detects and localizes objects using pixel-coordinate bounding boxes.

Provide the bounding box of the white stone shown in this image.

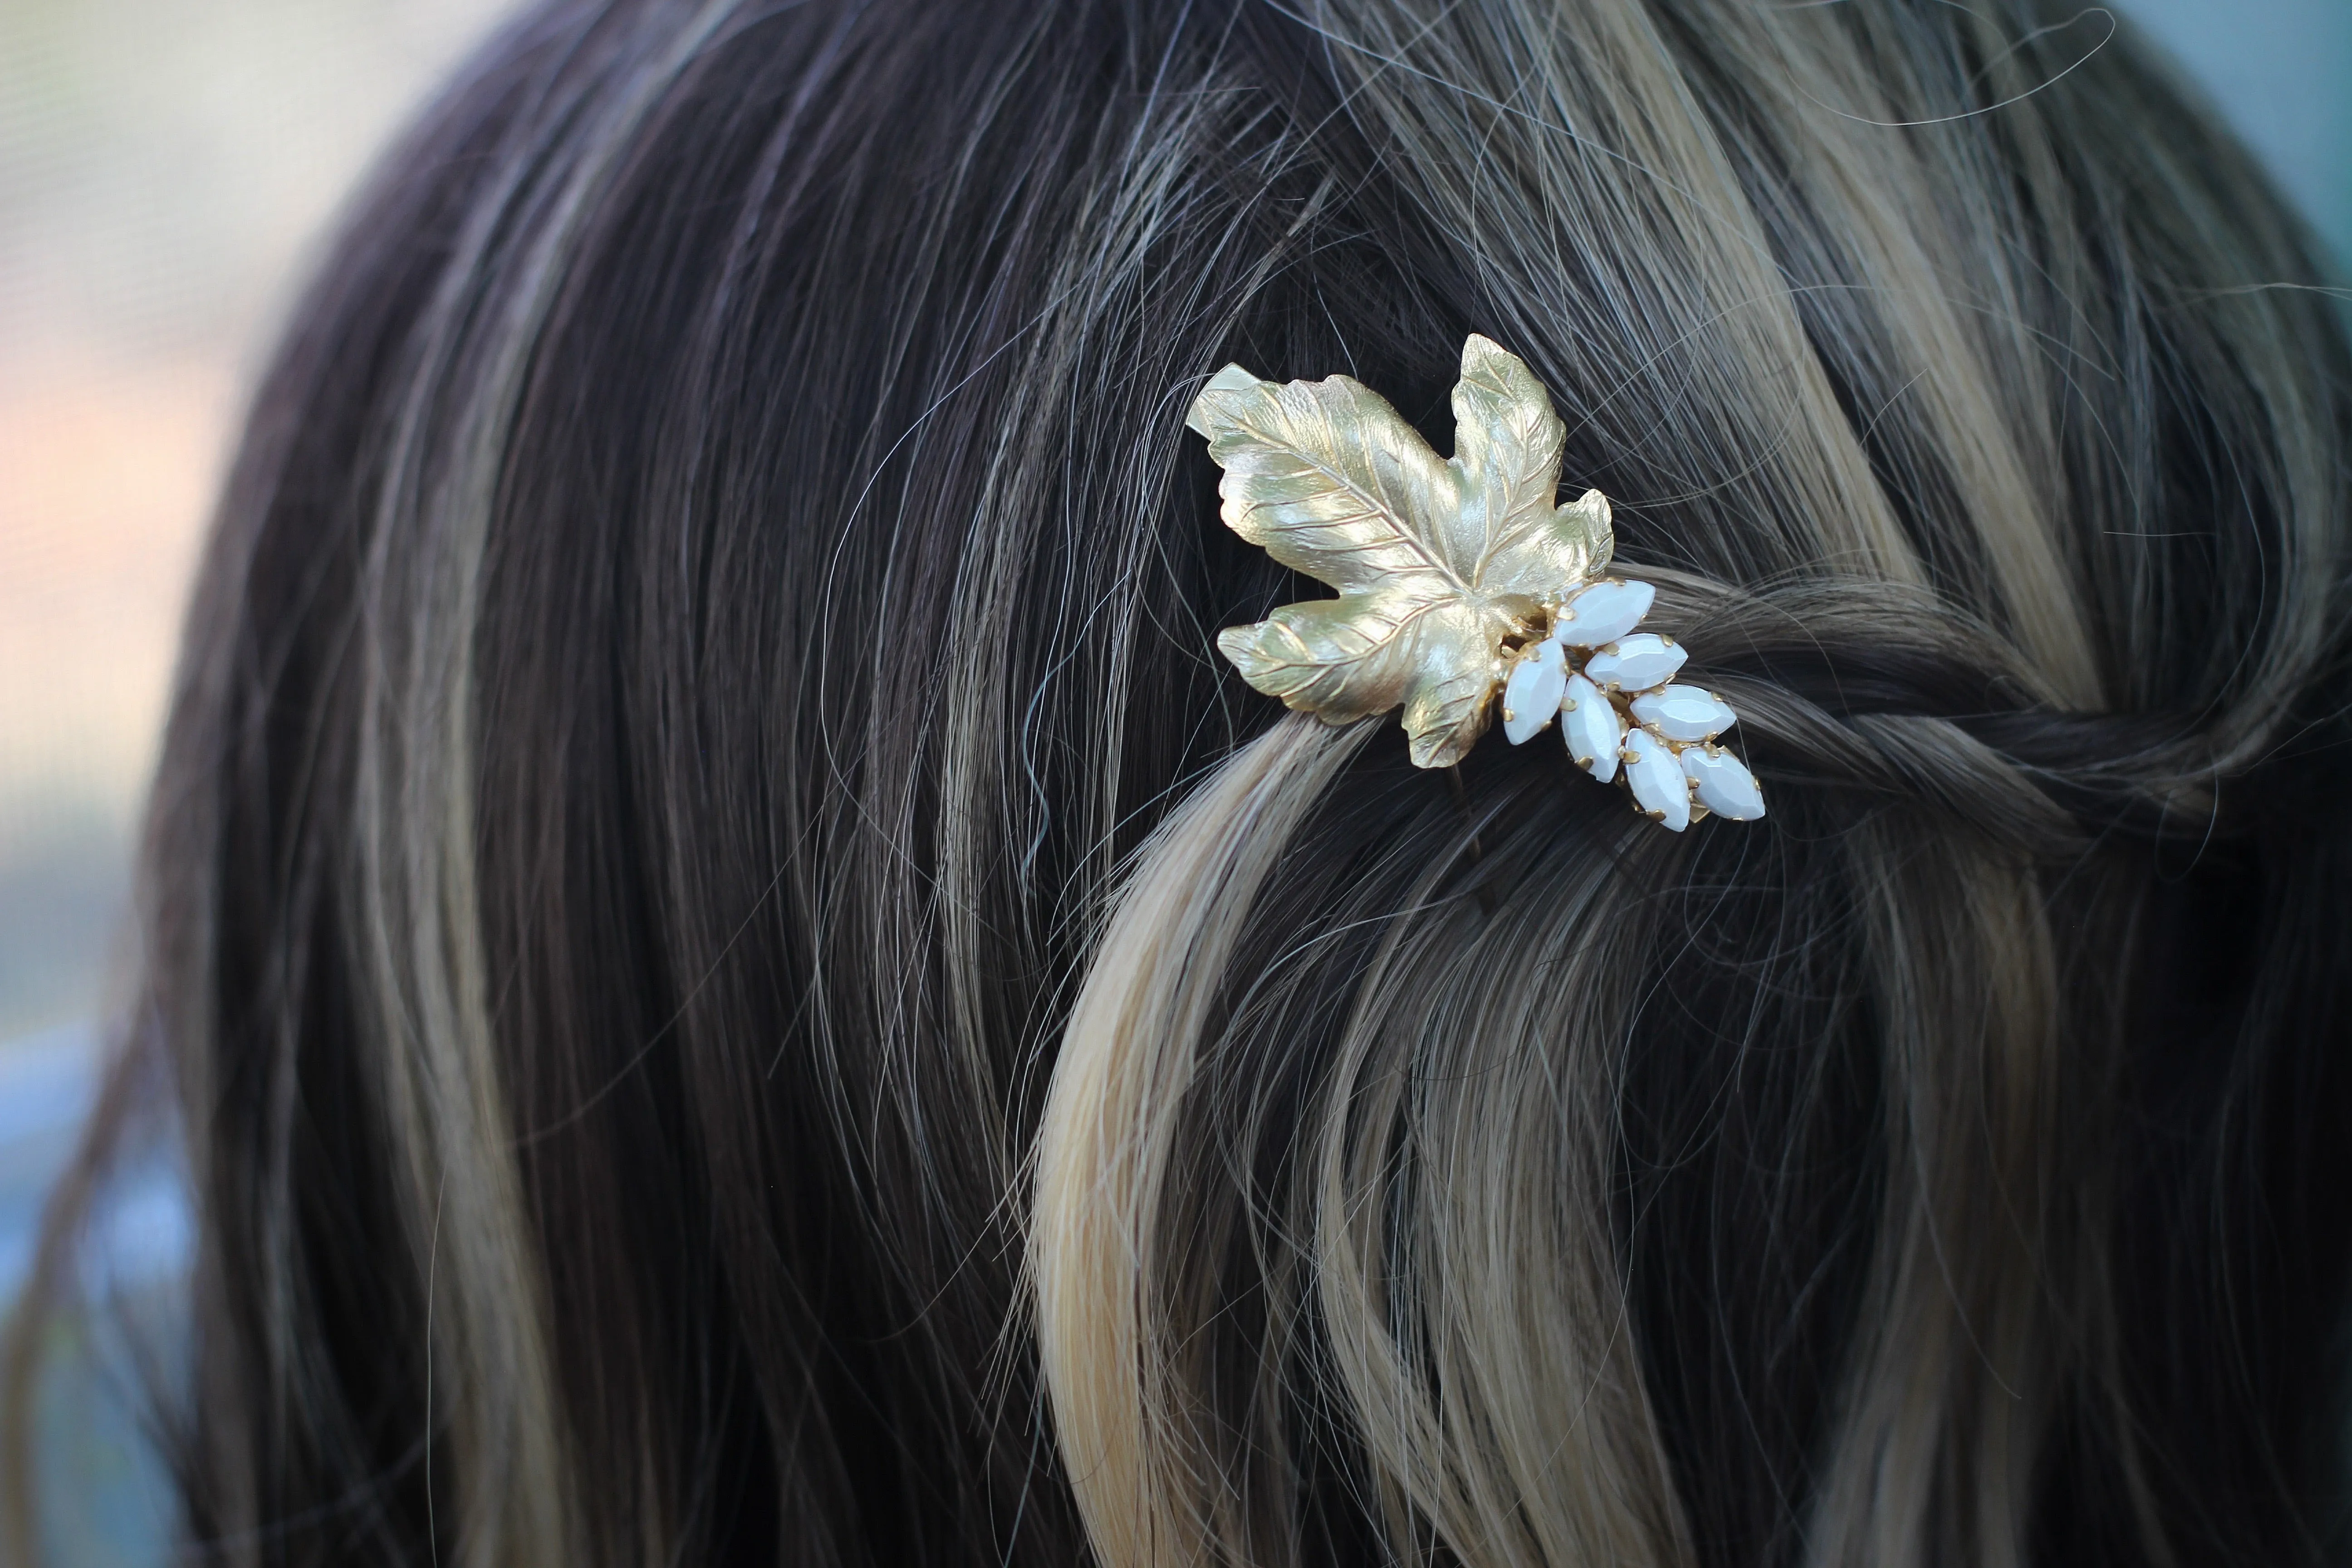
[1553,578,1654,647]
[1501,641,1568,744]
[1583,633,1686,694]
[1623,726,1690,831]
[1629,684,1736,743]
[1558,673,1624,783]
[1681,745,1766,820]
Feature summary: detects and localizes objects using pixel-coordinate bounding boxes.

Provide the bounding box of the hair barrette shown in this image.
[1186,334,1763,831]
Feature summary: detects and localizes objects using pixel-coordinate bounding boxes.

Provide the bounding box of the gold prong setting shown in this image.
[1496,575,1764,830]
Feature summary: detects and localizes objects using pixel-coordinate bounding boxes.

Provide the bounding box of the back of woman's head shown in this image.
[20,0,2352,1563]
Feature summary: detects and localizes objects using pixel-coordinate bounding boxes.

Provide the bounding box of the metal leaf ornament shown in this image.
[1188,335,1764,829]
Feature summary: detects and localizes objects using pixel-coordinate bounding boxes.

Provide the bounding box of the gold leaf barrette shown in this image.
[1186,334,1763,830]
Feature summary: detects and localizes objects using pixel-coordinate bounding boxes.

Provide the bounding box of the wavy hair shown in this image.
[9,0,2352,1564]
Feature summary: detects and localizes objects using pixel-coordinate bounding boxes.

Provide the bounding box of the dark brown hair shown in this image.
[10,0,2352,1563]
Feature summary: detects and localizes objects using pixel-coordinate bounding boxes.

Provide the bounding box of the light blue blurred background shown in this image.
[0,0,2345,1560]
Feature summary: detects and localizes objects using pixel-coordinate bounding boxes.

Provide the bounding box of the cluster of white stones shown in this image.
[1498,578,1765,831]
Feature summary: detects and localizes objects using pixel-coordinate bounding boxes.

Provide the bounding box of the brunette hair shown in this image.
[10,0,2352,1563]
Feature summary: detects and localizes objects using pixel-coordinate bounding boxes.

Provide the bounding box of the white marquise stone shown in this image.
[1554,578,1655,647]
[1682,746,1766,820]
[1559,673,1624,783]
[1583,633,1686,694]
[1623,726,1690,831]
[1629,684,1736,743]
[1501,641,1568,744]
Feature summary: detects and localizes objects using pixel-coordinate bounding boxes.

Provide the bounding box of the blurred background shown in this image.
[0,0,2347,1559]
[1,0,526,1556]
